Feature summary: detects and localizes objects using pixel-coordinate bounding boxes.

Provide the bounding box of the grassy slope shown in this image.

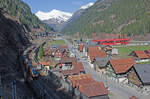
[116,45,150,57]
[45,40,66,47]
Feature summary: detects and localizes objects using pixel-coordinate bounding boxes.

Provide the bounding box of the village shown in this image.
[30,34,150,99]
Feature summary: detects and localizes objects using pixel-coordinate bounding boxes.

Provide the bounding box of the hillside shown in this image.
[0,0,53,37]
[0,9,34,98]
[61,0,150,38]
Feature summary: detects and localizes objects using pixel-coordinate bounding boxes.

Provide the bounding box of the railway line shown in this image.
[20,42,61,99]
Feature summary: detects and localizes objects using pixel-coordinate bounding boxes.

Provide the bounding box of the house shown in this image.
[40,62,50,70]
[103,45,113,53]
[106,57,135,83]
[129,51,149,62]
[129,96,139,99]
[88,46,107,63]
[127,64,150,88]
[144,49,150,57]
[79,82,109,99]
[44,49,52,56]
[59,45,69,53]
[61,62,85,77]
[55,49,62,58]
[68,74,95,88]
[111,48,118,55]
[68,74,109,99]
[78,44,84,52]
[93,58,110,74]
[60,57,77,69]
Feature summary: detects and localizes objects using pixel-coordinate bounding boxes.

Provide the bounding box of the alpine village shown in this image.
[0,0,150,99]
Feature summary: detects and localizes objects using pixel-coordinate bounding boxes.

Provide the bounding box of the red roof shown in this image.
[79,82,108,97]
[61,62,84,76]
[110,57,135,74]
[129,96,139,99]
[145,50,150,57]
[146,49,150,53]
[73,62,84,72]
[61,69,79,76]
[44,49,52,55]
[68,74,95,88]
[59,45,68,49]
[55,52,62,58]
[134,51,149,59]
[79,44,84,52]
[60,57,77,63]
[40,62,50,66]
[88,47,106,61]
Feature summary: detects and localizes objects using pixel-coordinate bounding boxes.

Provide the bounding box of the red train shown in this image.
[93,38,130,45]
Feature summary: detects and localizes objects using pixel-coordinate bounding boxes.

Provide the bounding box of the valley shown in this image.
[0,0,150,99]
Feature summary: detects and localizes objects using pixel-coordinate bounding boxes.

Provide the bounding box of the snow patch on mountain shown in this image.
[35,9,72,22]
[80,2,94,9]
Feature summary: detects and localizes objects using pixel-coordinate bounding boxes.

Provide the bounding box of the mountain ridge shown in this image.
[35,9,72,22]
[61,0,150,39]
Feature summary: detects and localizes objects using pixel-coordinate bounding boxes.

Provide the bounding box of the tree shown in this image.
[38,45,44,60]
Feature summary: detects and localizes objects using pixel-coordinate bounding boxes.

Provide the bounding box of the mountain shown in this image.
[80,2,94,9]
[37,2,94,32]
[0,0,53,38]
[35,9,72,31]
[61,0,150,39]
[35,9,72,22]
[62,2,94,32]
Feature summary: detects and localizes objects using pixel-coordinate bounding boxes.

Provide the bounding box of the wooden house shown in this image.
[88,46,107,63]
[106,57,135,83]
[60,57,77,70]
[127,64,150,88]
[93,58,110,74]
[129,51,149,62]
[68,74,109,99]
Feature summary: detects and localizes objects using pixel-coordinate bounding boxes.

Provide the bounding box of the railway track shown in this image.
[22,42,61,99]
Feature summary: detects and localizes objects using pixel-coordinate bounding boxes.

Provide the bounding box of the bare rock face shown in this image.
[0,9,33,98]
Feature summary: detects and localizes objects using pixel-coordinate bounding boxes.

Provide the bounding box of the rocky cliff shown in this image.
[0,9,33,98]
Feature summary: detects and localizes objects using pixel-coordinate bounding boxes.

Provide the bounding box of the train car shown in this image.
[29,67,39,78]
[24,59,32,71]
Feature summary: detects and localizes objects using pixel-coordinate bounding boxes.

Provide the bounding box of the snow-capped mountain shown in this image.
[35,9,72,22]
[35,2,94,32]
[80,2,94,9]
[61,2,95,32]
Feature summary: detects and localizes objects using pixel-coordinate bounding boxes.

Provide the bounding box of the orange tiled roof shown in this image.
[61,62,85,76]
[73,62,84,72]
[68,74,95,88]
[129,96,139,99]
[68,74,108,97]
[40,62,50,66]
[88,46,106,61]
[135,51,149,59]
[61,69,79,76]
[44,49,52,55]
[110,57,135,74]
[59,45,68,49]
[79,44,84,52]
[79,82,108,97]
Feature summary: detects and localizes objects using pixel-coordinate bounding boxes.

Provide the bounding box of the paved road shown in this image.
[63,38,150,99]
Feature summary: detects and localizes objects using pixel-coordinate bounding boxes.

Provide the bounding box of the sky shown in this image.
[22,0,97,13]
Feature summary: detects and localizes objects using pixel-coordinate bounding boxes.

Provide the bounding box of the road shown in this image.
[63,38,150,99]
